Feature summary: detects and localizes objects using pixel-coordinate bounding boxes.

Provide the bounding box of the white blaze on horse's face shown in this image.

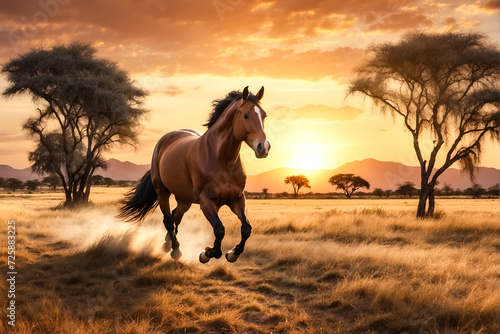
[254,106,263,127]
[246,104,270,159]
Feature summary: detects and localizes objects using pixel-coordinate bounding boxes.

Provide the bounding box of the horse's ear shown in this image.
[242,86,249,101]
[256,86,264,101]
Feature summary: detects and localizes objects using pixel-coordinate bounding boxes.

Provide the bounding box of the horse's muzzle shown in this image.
[255,141,270,158]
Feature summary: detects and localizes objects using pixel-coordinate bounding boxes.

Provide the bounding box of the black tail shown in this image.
[118,170,158,222]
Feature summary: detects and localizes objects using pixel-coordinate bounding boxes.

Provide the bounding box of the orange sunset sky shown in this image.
[0,0,499,175]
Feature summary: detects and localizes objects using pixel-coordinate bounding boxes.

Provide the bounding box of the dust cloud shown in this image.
[54,208,213,264]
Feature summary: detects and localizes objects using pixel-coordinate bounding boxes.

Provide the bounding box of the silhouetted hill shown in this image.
[0,165,34,181]
[0,159,149,182]
[95,158,149,181]
[246,158,500,193]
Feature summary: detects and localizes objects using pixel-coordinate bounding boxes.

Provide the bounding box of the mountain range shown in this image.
[0,159,150,183]
[245,158,499,193]
[1,158,498,192]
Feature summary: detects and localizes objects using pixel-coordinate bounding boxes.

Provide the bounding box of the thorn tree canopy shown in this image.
[347,31,500,217]
[2,42,148,205]
[328,173,370,199]
[284,175,311,197]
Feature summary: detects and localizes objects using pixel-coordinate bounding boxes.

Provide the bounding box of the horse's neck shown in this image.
[201,102,242,165]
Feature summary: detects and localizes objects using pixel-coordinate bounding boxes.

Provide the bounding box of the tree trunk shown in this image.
[74,180,89,205]
[83,175,93,202]
[416,158,431,218]
[416,193,427,217]
[84,183,91,202]
[427,187,435,217]
[294,185,300,198]
[417,183,429,218]
[73,190,85,204]
[62,179,91,206]
[64,188,72,205]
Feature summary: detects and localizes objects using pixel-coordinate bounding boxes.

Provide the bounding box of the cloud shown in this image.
[456,0,499,15]
[366,10,433,33]
[160,85,184,96]
[291,104,364,121]
[483,0,500,11]
[0,132,34,166]
[0,132,28,143]
[0,0,497,82]
[0,0,368,81]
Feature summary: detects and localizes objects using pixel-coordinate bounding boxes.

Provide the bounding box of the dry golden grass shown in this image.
[0,188,498,333]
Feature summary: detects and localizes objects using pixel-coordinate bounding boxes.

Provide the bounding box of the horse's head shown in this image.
[234,86,271,158]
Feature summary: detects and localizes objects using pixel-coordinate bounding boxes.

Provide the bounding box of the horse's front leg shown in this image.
[199,192,225,263]
[226,195,252,263]
[153,180,182,259]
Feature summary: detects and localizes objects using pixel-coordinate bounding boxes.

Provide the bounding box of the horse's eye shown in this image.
[243,114,249,120]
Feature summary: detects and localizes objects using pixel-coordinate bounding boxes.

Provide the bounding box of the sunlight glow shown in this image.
[296,152,323,170]
[288,144,335,170]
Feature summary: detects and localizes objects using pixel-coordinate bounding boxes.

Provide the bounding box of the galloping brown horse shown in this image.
[118,86,270,263]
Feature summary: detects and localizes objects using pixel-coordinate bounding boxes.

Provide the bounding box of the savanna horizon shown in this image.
[3,157,499,199]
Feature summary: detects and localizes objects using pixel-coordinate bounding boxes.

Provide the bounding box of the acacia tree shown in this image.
[284,175,310,197]
[372,188,385,198]
[487,183,499,196]
[25,180,41,191]
[348,32,500,217]
[2,43,148,205]
[6,178,23,192]
[464,183,485,198]
[328,173,370,199]
[396,181,417,198]
[441,182,453,196]
[42,174,62,190]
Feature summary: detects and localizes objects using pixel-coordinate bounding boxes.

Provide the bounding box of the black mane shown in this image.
[204,90,259,128]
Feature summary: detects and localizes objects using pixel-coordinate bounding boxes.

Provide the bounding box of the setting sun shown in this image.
[289,144,333,170]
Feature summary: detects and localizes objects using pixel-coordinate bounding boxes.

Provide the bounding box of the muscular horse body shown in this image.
[119,86,270,263]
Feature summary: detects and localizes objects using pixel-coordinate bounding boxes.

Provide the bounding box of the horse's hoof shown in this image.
[163,234,172,252]
[225,250,239,263]
[170,248,182,260]
[162,242,172,252]
[199,250,210,264]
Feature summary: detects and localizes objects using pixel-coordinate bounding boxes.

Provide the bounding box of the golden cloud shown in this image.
[291,104,364,121]
[0,0,496,82]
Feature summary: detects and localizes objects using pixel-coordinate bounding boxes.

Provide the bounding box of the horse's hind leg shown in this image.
[226,195,252,262]
[172,200,192,235]
[154,181,182,259]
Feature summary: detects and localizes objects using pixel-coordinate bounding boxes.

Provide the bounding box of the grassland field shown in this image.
[0,187,498,333]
